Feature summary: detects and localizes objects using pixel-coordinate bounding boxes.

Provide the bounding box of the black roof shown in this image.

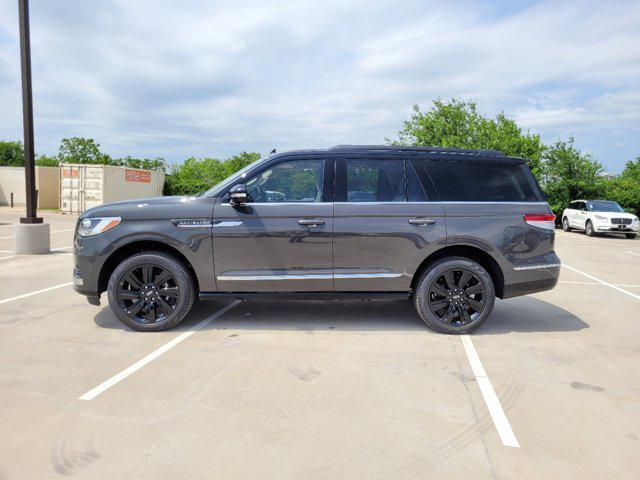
[272,145,526,163]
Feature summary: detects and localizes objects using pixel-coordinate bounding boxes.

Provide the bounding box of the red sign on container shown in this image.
[125,169,151,183]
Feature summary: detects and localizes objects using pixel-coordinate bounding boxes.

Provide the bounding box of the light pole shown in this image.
[14,0,50,253]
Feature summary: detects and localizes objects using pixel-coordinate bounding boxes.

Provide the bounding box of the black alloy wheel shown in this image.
[107,251,195,332]
[116,264,179,325]
[413,256,495,334]
[427,268,486,326]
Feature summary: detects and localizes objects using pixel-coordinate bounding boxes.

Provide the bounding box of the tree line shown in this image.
[1,98,638,216]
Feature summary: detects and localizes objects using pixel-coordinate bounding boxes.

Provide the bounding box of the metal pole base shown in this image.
[13,222,50,254]
[19,217,43,224]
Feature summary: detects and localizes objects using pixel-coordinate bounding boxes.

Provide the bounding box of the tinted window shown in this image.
[587,200,624,212]
[424,160,537,202]
[346,159,405,202]
[245,159,324,203]
[407,161,428,201]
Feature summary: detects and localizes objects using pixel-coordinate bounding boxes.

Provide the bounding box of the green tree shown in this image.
[393,99,545,175]
[164,152,261,196]
[540,137,604,217]
[35,154,59,166]
[603,157,640,216]
[116,155,167,172]
[57,137,112,165]
[0,141,25,166]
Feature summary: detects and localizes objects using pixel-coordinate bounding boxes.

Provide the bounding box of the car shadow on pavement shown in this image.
[94,296,588,334]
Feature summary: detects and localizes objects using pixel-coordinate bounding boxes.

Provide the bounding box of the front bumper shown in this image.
[595,223,639,233]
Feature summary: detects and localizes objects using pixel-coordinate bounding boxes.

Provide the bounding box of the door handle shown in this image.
[408,218,436,226]
[298,218,325,226]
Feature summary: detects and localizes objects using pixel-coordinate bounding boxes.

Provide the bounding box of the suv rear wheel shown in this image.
[107,251,195,332]
[414,257,495,334]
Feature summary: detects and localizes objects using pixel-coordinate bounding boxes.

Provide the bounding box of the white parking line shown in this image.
[0,246,73,260]
[0,255,14,261]
[0,282,73,305]
[460,335,519,448]
[79,299,241,401]
[627,251,640,257]
[562,264,640,301]
[559,280,640,287]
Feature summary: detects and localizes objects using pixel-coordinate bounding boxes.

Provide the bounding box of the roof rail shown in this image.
[328,145,506,157]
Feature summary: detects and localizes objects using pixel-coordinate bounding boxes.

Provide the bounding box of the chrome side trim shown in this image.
[218,274,332,281]
[513,263,561,271]
[217,273,403,281]
[213,221,243,227]
[334,273,402,279]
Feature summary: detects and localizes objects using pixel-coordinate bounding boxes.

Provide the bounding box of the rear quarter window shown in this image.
[423,159,539,202]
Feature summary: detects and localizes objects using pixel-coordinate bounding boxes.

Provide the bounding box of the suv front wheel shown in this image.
[107,251,195,332]
[413,257,495,334]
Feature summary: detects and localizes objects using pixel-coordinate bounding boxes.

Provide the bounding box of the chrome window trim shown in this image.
[513,263,561,271]
[218,202,332,207]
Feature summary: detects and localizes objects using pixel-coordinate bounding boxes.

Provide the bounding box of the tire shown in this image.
[585,220,594,237]
[562,217,571,232]
[413,256,495,334]
[107,251,195,332]
[626,233,637,239]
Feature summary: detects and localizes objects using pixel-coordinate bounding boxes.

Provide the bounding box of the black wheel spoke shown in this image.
[457,271,472,289]
[465,283,483,295]
[145,304,157,323]
[430,299,449,311]
[125,273,143,290]
[431,284,449,297]
[153,270,172,287]
[156,297,174,316]
[142,265,153,284]
[466,297,484,312]
[159,287,179,298]
[443,271,455,291]
[460,306,472,324]
[442,305,456,323]
[127,299,146,317]
[118,289,139,300]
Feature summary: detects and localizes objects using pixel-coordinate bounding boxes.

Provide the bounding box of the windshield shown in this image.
[202,157,265,197]
[587,200,624,212]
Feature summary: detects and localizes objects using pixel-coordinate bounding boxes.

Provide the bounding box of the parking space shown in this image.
[0,210,638,479]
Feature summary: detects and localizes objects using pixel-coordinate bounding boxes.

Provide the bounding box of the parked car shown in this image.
[562,200,639,239]
[72,145,560,334]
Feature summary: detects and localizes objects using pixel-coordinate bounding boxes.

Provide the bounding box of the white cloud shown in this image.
[0,0,638,171]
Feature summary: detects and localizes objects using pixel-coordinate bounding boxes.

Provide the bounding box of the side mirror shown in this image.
[229,184,249,205]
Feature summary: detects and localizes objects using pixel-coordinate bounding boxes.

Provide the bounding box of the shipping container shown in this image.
[59,164,165,213]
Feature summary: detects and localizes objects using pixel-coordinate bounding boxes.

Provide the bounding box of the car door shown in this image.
[575,201,588,228]
[568,201,580,227]
[212,155,334,292]
[332,155,446,291]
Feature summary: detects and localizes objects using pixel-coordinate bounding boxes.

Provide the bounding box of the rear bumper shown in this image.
[502,261,560,299]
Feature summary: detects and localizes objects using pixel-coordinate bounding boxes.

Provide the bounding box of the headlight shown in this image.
[633,217,639,223]
[595,215,608,221]
[77,217,121,237]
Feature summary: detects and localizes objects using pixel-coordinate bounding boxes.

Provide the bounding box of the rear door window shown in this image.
[345,159,405,202]
[423,159,538,202]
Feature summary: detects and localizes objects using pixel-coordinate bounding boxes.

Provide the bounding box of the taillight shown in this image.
[524,213,556,230]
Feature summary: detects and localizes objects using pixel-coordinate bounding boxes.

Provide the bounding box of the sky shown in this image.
[0,0,639,172]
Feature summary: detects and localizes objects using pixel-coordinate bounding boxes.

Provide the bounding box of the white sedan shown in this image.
[562,200,639,239]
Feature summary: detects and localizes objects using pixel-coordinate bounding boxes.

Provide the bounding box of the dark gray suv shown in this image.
[73,145,560,334]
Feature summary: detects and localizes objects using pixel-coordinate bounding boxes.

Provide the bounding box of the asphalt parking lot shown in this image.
[0,207,638,479]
